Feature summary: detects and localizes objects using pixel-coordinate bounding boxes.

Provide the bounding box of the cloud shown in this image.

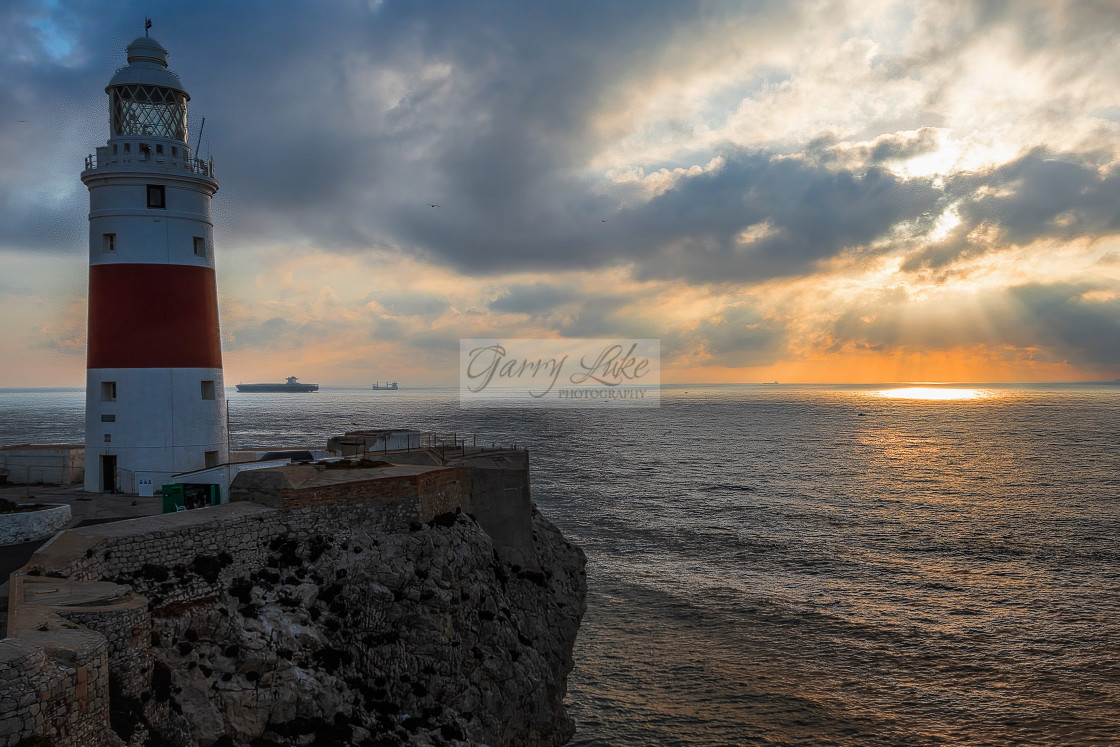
[223,316,336,352]
[817,127,944,169]
[33,298,85,356]
[828,280,1120,368]
[5,0,1119,281]
[6,1,1120,383]
[904,149,1120,270]
[0,2,102,255]
[488,283,579,316]
[685,302,785,367]
[374,293,451,318]
[626,153,943,282]
[958,150,1120,245]
[1006,282,1120,366]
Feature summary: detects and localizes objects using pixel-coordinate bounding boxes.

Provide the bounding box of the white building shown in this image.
[81,34,227,493]
[0,445,84,486]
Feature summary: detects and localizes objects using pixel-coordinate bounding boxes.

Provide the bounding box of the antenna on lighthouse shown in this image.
[144,18,152,37]
[195,116,206,156]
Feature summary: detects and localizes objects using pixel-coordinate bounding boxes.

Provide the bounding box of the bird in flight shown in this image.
[428,204,440,208]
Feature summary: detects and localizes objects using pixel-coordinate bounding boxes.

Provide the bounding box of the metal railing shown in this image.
[347,431,526,459]
[427,432,525,456]
[84,151,214,177]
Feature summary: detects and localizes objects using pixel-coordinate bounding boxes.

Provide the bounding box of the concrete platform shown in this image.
[0,485,162,634]
[0,483,162,529]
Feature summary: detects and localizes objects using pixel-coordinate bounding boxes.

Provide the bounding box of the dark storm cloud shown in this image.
[904,149,1120,271]
[624,155,943,282]
[395,149,945,282]
[5,0,866,285]
[188,0,754,255]
[0,1,108,254]
[959,151,1120,244]
[5,0,1120,291]
[1006,283,1120,366]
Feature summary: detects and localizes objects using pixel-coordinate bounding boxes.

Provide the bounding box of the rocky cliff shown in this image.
[104,505,586,747]
[3,487,586,747]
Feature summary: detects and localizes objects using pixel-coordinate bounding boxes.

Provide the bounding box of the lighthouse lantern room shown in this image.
[82,31,227,494]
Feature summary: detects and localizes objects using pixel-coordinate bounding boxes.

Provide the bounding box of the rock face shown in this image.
[109,506,586,746]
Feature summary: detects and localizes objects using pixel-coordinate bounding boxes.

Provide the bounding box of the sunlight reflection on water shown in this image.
[875,386,992,400]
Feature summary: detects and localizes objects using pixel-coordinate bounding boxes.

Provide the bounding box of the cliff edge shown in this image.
[2,450,587,747]
[118,505,586,746]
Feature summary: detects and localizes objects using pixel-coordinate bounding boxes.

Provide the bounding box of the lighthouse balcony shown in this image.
[85,143,214,178]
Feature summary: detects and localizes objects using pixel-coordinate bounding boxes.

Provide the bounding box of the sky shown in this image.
[3,0,1120,386]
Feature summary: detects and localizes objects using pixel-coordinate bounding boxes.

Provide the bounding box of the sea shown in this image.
[2,383,1119,746]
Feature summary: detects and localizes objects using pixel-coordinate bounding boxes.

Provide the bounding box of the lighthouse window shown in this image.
[156,144,163,155]
[101,381,117,402]
[193,236,206,257]
[102,233,116,253]
[109,85,188,141]
[147,184,165,209]
[201,380,216,400]
[100,414,116,423]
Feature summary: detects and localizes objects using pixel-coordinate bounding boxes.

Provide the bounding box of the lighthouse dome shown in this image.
[126,36,169,65]
[107,36,187,96]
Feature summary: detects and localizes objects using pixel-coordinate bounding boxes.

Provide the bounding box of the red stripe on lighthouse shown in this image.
[88,264,223,369]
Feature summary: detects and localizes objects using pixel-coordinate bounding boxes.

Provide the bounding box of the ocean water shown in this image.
[2,384,1119,746]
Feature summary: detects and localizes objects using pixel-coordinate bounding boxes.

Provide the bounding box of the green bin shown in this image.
[162,483,221,512]
[162,483,185,513]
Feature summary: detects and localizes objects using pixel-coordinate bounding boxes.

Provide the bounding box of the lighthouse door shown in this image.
[101,454,117,493]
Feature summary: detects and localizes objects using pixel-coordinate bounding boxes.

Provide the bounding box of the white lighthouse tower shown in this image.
[82,31,227,494]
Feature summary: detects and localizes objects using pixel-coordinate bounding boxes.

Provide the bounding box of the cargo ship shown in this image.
[236,376,319,393]
[371,381,399,390]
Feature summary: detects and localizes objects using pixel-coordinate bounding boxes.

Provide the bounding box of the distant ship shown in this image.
[236,376,319,393]
[371,381,399,390]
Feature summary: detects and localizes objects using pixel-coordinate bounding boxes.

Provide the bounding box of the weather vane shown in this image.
[145,18,152,36]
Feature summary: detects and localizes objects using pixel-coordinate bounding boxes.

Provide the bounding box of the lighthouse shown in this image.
[82,32,227,494]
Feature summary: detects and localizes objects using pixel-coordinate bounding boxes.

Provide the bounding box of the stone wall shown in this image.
[283,474,417,512]
[0,629,109,747]
[451,453,536,568]
[53,594,152,699]
[0,504,72,546]
[415,468,470,520]
[34,503,283,586]
[3,504,287,747]
[232,465,472,525]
